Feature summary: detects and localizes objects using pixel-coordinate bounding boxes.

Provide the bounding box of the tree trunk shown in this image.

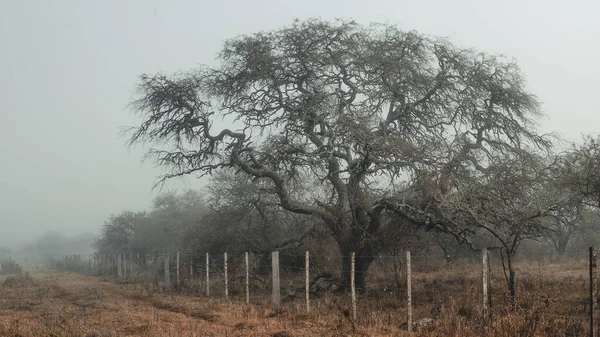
[501,249,517,303]
[556,236,569,256]
[439,245,451,264]
[507,257,516,302]
[340,244,376,292]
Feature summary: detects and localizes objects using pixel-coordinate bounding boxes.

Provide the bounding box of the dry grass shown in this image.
[0,258,593,336]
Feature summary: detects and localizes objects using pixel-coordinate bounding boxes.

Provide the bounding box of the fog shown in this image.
[0,0,598,249]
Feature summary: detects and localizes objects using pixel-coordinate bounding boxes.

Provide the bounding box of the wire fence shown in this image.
[19,247,600,335]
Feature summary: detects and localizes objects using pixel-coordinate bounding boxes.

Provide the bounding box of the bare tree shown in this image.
[447,153,558,299]
[96,190,207,257]
[542,202,584,256]
[185,169,315,257]
[127,19,549,290]
[557,136,600,208]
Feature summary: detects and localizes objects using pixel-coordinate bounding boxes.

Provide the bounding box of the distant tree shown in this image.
[0,257,21,275]
[182,170,317,274]
[96,190,208,257]
[95,211,144,255]
[542,202,584,256]
[25,231,70,255]
[567,210,600,253]
[127,19,549,290]
[144,189,206,253]
[20,231,95,257]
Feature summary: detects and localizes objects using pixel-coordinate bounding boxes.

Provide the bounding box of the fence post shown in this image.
[206,253,210,297]
[272,251,281,308]
[190,257,193,280]
[130,252,133,278]
[591,247,597,337]
[351,252,357,321]
[176,251,180,290]
[245,252,250,304]
[154,253,159,286]
[407,250,412,333]
[123,253,127,279]
[117,253,122,278]
[224,252,229,301]
[305,250,310,313]
[164,253,171,292]
[482,247,488,330]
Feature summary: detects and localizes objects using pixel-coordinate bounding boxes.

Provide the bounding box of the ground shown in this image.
[0,258,593,336]
[0,272,397,337]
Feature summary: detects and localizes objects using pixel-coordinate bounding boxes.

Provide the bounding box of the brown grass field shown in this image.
[0,258,594,336]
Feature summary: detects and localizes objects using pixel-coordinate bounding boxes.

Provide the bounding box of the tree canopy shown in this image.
[128,19,552,289]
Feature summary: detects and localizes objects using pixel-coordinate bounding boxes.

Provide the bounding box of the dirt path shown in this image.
[0,273,387,337]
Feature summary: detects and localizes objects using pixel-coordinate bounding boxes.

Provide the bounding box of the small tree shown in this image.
[95,211,143,255]
[96,190,207,257]
[542,203,584,256]
[447,153,557,299]
[557,136,600,207]
[183,169,315,257]
[127,19,549,290]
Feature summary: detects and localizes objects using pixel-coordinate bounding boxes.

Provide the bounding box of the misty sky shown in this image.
[1,0,598,248]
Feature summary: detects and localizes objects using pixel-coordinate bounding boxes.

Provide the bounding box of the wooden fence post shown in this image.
[152,253,160,288]
[117,253,122,278]
[206,253,210,297]
[351,252,357,321]
[224,252,229,301]
[245,252,250,304]
[306,251,310,313]
[407,250,412,332]
[190,257,193,280]
[591,247,597,337]
[272,251,280,308]
[130,252,133,278]
[176,251,180,290]
[482,248,489,330]
[123,253,127,279]
[164,253,171,292]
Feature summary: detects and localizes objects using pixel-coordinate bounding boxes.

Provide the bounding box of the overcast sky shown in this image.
[0,0,598,248]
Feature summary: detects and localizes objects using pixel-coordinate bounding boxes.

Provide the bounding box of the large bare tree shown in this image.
[127,19,549,290]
